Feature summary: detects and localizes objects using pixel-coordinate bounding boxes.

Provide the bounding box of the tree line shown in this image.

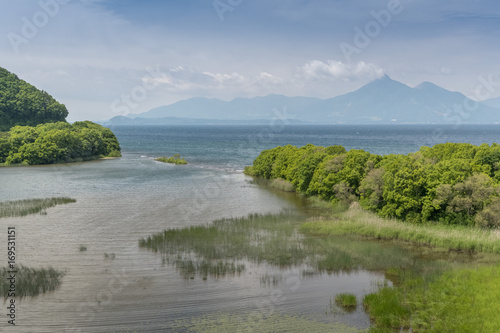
[246,142,500,228]
[0,121,121,165]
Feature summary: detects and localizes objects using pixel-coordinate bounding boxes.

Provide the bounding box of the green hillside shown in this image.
[0,67,68,131]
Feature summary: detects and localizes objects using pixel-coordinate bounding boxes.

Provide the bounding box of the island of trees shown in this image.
[246,142,500,228]
[0,67,121,165]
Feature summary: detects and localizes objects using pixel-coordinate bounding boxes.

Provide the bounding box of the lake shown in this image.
[1,124,499,332]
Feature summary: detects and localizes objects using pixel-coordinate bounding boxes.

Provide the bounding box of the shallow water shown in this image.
[1,125,499,332]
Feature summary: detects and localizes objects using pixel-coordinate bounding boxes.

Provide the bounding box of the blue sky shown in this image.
[1,0,500,121]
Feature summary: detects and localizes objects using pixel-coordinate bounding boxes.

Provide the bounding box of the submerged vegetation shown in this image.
[0,197,76,218]
[177,312,365,333]
[249,142,500,228]
[0,266,65,298]
[155,154,188,165]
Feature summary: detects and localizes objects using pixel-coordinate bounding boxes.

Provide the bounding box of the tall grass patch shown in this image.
[0,197,76,218]
[301,204,500,254]
[0,266,65,298]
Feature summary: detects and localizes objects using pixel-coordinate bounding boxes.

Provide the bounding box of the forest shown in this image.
[246,142,500,228]
[0,67,68,131]
[0,121,121,165]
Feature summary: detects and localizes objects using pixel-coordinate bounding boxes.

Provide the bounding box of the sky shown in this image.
[1,0,500,121]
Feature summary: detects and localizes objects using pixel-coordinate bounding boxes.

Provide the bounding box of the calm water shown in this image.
[1,125,499,332]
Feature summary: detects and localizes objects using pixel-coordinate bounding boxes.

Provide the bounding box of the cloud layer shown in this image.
[1,0,499,120]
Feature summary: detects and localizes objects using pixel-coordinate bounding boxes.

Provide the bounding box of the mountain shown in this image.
[314,76,499,123]
[136,94,323,120]
[102,115,309,126]
[483,96,500,110]
[109,76,500,125]
[0,67,68,131]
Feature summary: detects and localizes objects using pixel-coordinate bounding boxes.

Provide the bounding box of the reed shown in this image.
[0,197,76,218]
[270,178,295,192]
[334,293,357,311]
[301,204,500,254]
[0,266,65,298]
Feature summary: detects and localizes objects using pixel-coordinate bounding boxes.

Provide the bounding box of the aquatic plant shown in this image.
[0,265,65,298]
[0,197,76,218]
[155,154,188,165]
[270,178,295,192]
[334,293,357,311]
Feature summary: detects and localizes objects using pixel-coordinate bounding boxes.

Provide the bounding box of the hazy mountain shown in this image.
[483,96,500,110]
[106,76,500,125]
[135,95,323,120]
[102,115,309,126]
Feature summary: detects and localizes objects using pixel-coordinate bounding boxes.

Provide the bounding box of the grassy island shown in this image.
[155,154,188,165]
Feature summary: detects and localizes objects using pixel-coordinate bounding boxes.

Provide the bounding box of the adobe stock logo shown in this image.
[7,0,70,54]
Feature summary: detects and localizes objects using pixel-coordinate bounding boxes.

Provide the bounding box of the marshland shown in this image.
[3,125,500,332]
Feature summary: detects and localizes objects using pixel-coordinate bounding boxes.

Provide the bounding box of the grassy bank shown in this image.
[301,203,500,254]
[0,197,76,218]
[0,266,65,297]
[364,264,500,332]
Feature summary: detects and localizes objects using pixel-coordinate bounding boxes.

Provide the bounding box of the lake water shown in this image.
[1,125,499,332]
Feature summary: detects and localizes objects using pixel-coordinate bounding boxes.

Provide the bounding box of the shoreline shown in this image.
[0,156,121,168]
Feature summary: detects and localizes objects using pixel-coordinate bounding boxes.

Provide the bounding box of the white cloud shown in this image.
[297,60,385,82]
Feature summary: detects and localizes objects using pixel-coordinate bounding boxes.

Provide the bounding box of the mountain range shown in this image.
[102,75,500,125]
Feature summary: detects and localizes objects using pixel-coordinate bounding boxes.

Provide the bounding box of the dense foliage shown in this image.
[248,143,500,227]
[0,121,121,165]
[0,67,68,131]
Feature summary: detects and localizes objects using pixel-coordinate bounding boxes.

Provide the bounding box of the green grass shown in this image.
[364,265,500,332]
[155,154,188,165]
[300,203,500,254]
[335,293,357,311]
[0,266,65,298]
[0,197,76,218]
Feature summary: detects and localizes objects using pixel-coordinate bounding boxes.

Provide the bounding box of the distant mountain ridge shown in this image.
[103,76,500,125]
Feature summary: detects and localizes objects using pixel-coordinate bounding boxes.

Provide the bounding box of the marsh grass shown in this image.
[140,210,462,283]
[270,178,295,192]
[155,154,188,165]
[139,212,307,278]
[0,266,65,298]
[334,293,357,312]
[301,204,500,254]
[0,197,76,218]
